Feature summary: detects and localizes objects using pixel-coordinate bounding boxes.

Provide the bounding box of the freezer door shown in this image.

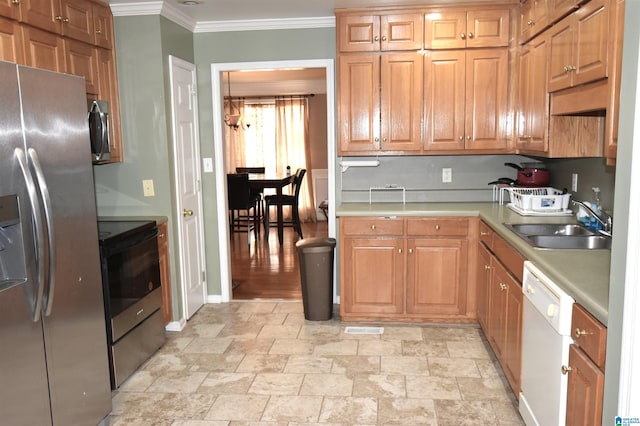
[17,65,112,425]
[0,61,52,425]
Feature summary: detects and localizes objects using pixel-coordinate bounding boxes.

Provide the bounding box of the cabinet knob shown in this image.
[484,265,491,271]
[561,365,572,375]
[371,224,376,230]
[55,15,64,21]
[96,28,102,34]
[458,136,464,141]
[499,283,507,291]
[398,248,402,254]
[434,224,440,231]
[11,0,19,4]
[460,33,466,40]
[466,135,471,140]
[480,231,489,236]
[408,248,413,254]
[381,35,387,41]
[467,32,474,39]
[568,65,577,71]
[574,328,592,339]
[374,35,379,42]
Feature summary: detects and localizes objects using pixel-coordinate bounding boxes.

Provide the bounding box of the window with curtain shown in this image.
[224,97,315,222]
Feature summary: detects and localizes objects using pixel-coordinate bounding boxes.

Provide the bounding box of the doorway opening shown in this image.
[211,59,336,303]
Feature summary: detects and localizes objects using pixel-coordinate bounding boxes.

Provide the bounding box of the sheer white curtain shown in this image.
[275,97,315,222]
[223,98,246,173]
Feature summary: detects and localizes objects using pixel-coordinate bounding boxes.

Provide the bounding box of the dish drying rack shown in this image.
[493,186,573,216]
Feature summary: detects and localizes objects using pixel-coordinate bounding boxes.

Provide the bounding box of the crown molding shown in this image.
[109,2,335,33]
[194,16,336,33]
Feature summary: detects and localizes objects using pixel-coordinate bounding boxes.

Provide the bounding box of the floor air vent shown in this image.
[344,326,384,335]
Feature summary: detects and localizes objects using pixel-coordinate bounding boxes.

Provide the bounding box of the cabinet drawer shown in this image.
[479,220,493,247]
[341,216,404,236]
[493,233,526,282]
[572,303,607,369]
[406,217,468,237]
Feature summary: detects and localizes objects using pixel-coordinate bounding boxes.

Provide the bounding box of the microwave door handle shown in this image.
[14,148,46,322]
[99,110,108,160]
[27,148,56,317]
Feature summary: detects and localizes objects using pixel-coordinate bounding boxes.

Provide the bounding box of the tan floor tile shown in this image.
[217,322,264,340]
[224,338,275,355]
[299,373,353,396]
[206,394,269,421]
[381,355,429,375]
[406,376,461,400]
[457,377,513,402]
[446,340,493,359]
[108,416,173,426]
[261,395,323,422]
[161,336,196,353]
[273,302,305,314]
[378,397,437,425]
[402,340,449,357]
[491,401,525,425]
[146,371,208,393]
[183,337,234,354]
[234,302,278,314]
[428,357,481,378]
[330,355,380,377]
[190,323,226,338]
[186,353,246,373]
[142,352,191,373]
[118,369,157,392]
[284,355,334,373]
[352,374,406,398]
[318,396,378,424]
[172,421,229,426]
[381,326,425,341]
[198,372,256,394]
[269,338,315,355]
[475,359,503,379]
[111,392,216,420]
[257,324,302,339]
[422,325,484,342]
[248,372,304,395]
[248,312,288,325]
[434,399,497,425]
[313,339,358,356]
[357,339,403,356]
[236,354,289,373]
[298,324,342,340]
[283,312,308,325]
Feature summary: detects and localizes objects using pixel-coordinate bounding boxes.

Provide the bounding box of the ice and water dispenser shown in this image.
[0,194,27,292]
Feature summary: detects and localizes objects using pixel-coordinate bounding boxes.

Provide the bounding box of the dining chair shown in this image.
[263,168,306,239]
[227,173,261,245]
[236,166,266,220]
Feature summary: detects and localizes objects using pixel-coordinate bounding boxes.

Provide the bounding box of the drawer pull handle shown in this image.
[574,328,592,339]
[371,224,376,230]
[561,365,572,375]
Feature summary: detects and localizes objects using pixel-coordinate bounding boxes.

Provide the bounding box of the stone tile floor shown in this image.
[107,301,524,425]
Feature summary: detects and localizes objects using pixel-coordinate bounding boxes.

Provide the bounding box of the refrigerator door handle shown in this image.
[14,148,46,322]
[27,148,56,317]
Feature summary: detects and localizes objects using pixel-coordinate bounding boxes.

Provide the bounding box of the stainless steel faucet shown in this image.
[571,200,613,236]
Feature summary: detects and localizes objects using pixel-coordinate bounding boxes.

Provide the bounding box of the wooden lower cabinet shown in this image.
[339,216,472,322]
[158,222,172,325]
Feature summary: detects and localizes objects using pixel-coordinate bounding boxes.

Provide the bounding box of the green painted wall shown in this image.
[93,15,194,321]
[193,28,336,296]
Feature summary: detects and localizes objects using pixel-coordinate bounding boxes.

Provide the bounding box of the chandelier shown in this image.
[224,71,249,131]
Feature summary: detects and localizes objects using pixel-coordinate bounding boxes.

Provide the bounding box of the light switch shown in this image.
[143,179,155,197]
[203,157,213,173]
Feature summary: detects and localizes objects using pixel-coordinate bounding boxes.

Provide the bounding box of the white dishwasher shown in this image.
[520,261,575,426]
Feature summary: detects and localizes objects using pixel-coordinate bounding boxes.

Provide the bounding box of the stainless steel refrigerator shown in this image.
[0,61,111,425]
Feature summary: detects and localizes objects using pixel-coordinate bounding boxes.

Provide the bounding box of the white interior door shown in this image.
[169,55,206,319]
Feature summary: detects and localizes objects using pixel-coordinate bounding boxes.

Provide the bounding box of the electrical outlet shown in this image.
[442,168,452,183]
[571,173,578,192]
[142,179,155,197]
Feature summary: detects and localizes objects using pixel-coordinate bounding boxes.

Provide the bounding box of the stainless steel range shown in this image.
[98,220,165,389]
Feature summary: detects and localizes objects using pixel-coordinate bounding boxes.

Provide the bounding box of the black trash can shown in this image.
[296,237,336,321]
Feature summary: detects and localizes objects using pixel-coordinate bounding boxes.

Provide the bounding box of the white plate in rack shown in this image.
[507,203,574,216]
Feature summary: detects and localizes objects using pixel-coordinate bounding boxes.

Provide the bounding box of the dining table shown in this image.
[247,173,295,245]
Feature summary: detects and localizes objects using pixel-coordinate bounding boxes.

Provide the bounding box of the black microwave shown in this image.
[88,99,111,164]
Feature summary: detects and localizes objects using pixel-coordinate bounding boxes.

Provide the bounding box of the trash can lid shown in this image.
[296,237,336,252]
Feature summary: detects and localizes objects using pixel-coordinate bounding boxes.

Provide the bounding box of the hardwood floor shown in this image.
[230,221,329,300]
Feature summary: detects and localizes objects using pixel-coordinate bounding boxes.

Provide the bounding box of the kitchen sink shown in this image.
[504,223,611,250]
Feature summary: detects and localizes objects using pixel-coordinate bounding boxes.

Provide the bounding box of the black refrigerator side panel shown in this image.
[0,62,53,425]
[17,65,112,425]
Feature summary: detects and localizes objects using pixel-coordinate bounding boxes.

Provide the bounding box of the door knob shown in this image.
[183,209,194,217]
[561,365,572,375]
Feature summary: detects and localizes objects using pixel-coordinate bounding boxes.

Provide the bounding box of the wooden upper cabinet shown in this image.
[520,0,549,43]
[548,0,609,92]
[605,0,625,163]
[97,47,123,162]
[92,1,112,49]
[0,15,24,63]
[22,25,65,72]
[425,8,510,49]
[65,37,97,95]
[549,0,580,24]
[60,0,94,43]
[0,0,21,20]
[337,12,422,52]
[517,33,549,154]
[20,0,60,34]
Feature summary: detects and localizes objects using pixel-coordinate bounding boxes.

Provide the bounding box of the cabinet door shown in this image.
[337,14,379,52]
[487,259,509,359]
[0,0,21,20]
[338,54,380,154]
[565,345,605,426]
[158,223,172,325]
[406,238,468,316]
[65,38,98,95]
[476,243,492,331]
[97,47,122,162]
[465,48,508,150]
[340,237,404,316]
[380,13,423,51]
[517,34,549,153]
[380,52,422,152]
[504,277,523,393]
[605,0,625,162]
[20,0,60,34]
[92,1,112,49]
[60,0,93,43]
[22,25,65,72]
[548,16,574,92]
[424,10,466,49]
[0,16,24,63]
[549,0,579,24]
[572,0,609,87]
[466,9,510,48]
[520,0,549,43]
[423,49,466,150]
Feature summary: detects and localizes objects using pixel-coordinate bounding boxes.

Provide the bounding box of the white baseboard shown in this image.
[207,294,224,303]
[165,318,186,332]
